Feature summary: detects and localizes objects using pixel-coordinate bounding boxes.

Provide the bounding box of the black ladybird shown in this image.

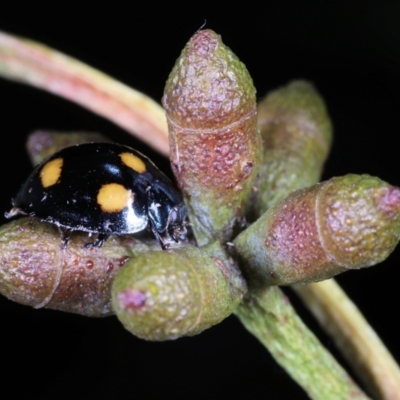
[5,143,188,249]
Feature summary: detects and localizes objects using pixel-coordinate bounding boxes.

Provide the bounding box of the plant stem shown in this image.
[235,286,370,399]
[0,30,169,155]
[294,279,400,399]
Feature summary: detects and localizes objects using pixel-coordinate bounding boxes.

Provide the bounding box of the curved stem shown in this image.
[0,30,169,156]
[294,279,400,400]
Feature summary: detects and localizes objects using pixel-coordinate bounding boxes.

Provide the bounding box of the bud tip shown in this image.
[117,289,147,311]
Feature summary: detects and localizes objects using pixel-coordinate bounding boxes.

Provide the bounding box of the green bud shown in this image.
[253,81,332,216]
[112,243,247,340]
[235,174,400,286]
[163,29,262,246]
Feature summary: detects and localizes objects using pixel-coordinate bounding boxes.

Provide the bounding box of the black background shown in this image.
[1,3,399,399]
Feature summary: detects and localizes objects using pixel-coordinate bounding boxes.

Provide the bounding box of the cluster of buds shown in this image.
[0,30,400,343]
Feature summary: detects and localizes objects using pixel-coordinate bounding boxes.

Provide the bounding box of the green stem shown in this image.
[235,287,370,399]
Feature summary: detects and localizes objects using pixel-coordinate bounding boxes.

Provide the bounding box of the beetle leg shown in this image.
[59,227,71,249]
[149,222,169,250]
[83,233,110,249]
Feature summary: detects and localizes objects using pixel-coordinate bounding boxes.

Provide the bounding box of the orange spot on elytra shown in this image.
[40,158,63,187]
[119,152,146,173]
[97,183,134,213]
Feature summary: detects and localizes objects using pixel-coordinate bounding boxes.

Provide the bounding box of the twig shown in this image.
[0,30,169,155]
[294,279,400,399]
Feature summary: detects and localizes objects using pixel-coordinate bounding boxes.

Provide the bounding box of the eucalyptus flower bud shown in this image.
[0,218,141,316]
[26,130,111,165]
[235,174,400,286]
[163,29,262,246]
[112,243,247,340]
[254,80,332,216]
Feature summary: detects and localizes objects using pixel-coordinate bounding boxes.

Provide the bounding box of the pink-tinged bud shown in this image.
[26,130,112,165]
[163,30,262,246]
[0,218,138,316]
[234,175,400,286]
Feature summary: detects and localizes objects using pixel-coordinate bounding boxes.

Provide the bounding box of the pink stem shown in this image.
[0,30,169,156]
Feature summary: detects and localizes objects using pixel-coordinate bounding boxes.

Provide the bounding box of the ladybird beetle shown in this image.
[5,143,188,250]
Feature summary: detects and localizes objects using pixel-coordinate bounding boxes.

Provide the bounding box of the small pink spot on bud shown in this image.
[106,262,114,273]
[72,256,81,266]
[115,256,130,267]
[118,290,147,311]
[377,187,400,217]
[86,260,94,269]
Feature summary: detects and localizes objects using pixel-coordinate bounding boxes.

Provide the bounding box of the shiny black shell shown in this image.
[6,143,188,249]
